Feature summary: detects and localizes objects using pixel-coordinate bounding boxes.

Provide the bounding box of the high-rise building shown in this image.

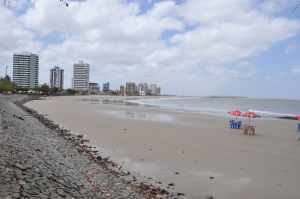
[125,82,137,96]
[88,82,100,93]
[13,53,39,88]
[103,82,110,92]
[157,87,161,95]
[50,66,64,90]
[138,83,148,96]
[72,61,89,91]
[149,84,161,96]
[120,85,125,96]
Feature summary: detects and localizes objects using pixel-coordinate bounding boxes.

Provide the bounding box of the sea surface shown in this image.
[130,97,300,118]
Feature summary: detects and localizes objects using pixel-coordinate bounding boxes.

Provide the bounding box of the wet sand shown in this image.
[26,95,300,199]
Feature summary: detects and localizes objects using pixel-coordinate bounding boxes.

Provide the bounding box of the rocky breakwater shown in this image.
[0,95,185,199]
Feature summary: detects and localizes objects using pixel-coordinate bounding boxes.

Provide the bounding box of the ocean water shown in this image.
[131,97,300,118]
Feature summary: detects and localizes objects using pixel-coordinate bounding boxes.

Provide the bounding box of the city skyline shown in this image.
[1,1,300,98]
[9,52,162,95]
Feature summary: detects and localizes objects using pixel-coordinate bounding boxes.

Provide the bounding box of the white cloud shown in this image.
[0,0,300,97]
[172,0,300,66]
[0,6,41,75]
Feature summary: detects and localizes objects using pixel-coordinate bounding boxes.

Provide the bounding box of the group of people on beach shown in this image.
[229,110,300,140]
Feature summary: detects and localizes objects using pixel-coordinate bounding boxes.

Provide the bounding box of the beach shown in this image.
[25,95,300,199]
[0,95,175,199]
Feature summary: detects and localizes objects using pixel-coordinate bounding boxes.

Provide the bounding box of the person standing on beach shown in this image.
[297,116,300,141]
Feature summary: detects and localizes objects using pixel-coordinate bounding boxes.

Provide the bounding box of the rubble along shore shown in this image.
[0,95,184,199]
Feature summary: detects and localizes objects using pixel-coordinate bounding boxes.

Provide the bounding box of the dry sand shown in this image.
[25,95,300,199]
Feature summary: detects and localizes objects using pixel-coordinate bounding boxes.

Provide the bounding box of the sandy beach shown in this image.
[26,95,300,199]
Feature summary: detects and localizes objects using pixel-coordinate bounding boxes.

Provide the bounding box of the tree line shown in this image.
[0,75,77,95]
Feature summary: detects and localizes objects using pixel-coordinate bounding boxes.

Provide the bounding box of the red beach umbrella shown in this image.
[241,111,258,125]
[228,110,242,117]
[242,111,258,118]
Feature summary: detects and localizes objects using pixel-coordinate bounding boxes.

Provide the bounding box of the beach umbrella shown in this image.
[241,111,258,125]
[228,110,242,117]
[228,110,242,121]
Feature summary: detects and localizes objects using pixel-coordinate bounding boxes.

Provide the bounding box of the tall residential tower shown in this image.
[125,82,137,96]
[72,61,90,91]
[13,53,39,88]
[50,66,64,90]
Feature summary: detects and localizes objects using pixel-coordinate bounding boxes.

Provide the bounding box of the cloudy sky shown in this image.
[0,0,300,98]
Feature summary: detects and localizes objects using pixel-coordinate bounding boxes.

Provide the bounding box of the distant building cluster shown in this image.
[120,82,160,96]
[102,82,110,92]
[11,52,161,96]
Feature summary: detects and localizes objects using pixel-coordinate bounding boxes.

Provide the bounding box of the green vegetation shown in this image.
[0,76,76,96]
[65,89,77,95]
[39,83,50,94]
[50,87,59,94]
[0,76,15,93]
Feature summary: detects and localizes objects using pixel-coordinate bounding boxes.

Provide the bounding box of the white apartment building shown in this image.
[72,61,90,91]
[13,53,39,88]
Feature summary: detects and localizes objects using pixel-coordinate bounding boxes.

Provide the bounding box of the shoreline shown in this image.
[124,97,300,121]
[0,95,184,199]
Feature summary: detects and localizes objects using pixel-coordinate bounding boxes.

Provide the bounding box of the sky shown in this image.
[0,0,300,99]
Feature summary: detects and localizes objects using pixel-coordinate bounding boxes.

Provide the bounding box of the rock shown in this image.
[14,163,30,171]
[12,193,20,198]
[177,192,185,196]
[0,96,173,199]
[96,156,102,161]
[56,188,66,197]
[18,180,26,185]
